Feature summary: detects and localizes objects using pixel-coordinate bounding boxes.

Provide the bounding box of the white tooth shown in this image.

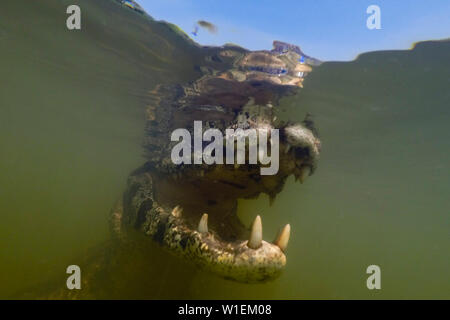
[171,205,183,218]
[274,224,290,252]
[247,215,262,249]
[198,213,208,233]
[284,144,291,154]
[299,166,311,183]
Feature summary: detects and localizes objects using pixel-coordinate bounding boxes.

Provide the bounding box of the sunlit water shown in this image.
[0,0,448,299]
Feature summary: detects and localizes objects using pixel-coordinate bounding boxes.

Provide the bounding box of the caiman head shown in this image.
[114,42,321,283]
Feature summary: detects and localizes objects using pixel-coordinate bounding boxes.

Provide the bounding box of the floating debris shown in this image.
[197,20,218,34]
[115,0,146,15]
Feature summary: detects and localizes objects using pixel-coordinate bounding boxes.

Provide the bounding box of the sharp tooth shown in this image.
[269,194,276,206]
[284,144,291,154]
[274,224,290,252]
[247,215,262,249]
[299,166,311,183]
[171,205,183,218]
[198,213,208,233]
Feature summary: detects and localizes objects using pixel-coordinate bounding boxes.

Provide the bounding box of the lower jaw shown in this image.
[119,169,290,283]
[159,211,287,283]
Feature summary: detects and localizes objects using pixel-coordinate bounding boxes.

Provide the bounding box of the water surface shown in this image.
[0,0,448,299]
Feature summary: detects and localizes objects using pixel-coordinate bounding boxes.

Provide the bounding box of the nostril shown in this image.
[294,147,310,158]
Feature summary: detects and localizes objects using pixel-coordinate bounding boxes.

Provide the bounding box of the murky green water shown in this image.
[0,0,448,299]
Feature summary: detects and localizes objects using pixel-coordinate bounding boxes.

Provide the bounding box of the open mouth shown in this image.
[114,42,321,283]
[116,118,320,283]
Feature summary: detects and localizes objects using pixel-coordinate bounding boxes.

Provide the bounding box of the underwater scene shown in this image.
[0,0,448,299]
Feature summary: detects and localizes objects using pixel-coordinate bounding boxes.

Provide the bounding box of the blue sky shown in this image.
[137,0,450,61]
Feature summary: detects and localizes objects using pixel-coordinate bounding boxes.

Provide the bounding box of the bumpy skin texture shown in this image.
[116,42,321,283]
[116,168,285,283]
